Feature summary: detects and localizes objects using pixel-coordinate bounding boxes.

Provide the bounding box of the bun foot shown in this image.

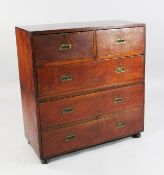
[41,159,49,164]
[132,133,141,138]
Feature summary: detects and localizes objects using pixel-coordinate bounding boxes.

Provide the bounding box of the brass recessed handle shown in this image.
[116,121,126,128]
[61,75,72,81]
[116,67,125,73]
[59,43,72,51]
[113,97,124,104]
[65,134,76,142]
[63,107,74,114]
[115,38,126,45]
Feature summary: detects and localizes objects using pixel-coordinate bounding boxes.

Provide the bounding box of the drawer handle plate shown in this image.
[63,107,74,114]
[115,38,126,45]
[116,67,125,73]
[61,75,72,81]
[65,134,76,142]
[59,43,72,51]
[113,97,124,104]
[116,121,126,128]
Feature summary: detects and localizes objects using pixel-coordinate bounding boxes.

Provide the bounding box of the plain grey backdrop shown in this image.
[0,0,164,174]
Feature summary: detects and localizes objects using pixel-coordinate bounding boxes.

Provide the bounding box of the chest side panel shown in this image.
[15,28,41,158]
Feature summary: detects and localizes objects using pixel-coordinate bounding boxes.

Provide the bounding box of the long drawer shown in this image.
[42,108,144,158]
[37,55,144,97]
[39,84,144,129]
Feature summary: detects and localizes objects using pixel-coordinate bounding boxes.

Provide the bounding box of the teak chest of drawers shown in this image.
[15,20,146,164]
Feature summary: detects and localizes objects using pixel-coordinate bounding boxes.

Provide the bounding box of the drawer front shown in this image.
[96,27,145,57]
[37,55,144,97]
[33,31,95,65]
[39,84,144,129]
[42,108,144,158]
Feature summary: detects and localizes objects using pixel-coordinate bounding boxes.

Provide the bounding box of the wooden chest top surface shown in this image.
[16,20,145,34]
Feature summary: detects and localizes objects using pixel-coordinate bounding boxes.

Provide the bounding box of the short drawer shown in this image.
[96,27,145,58]
[42,108,144,158]
[37,55,144,97]
[33,31,95,65]
[39,84,144,129]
